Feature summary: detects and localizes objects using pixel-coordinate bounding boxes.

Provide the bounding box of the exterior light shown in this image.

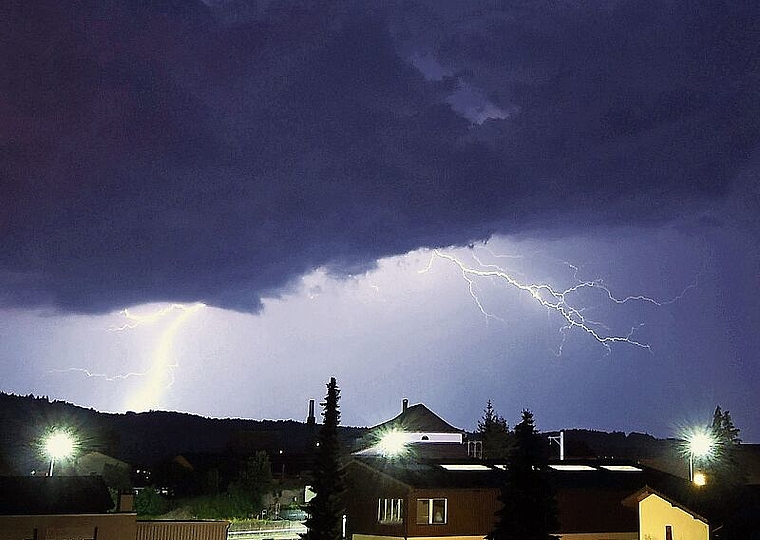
[693,471,707,486]
[684,427,715,482]
[689,432,713,458]
[378,429,408,457]
[43,429,77,476]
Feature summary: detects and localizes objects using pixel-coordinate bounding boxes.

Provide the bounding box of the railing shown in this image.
[227,520,307,540]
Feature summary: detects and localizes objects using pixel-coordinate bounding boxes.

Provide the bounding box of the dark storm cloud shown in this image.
[2,0,758,312]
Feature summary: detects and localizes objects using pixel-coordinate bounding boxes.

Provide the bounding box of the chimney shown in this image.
[307,399,316,425]
[117,492,134,513]
[402,398,408,413]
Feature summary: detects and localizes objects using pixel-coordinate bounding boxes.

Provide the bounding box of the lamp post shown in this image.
[44,430,76,476]
[687,429,713,484]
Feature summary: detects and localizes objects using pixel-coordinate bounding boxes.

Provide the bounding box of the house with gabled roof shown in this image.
[626,480,760,540]
[353,399,470,459]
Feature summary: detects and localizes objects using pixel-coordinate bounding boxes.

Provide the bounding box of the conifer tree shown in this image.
[488,409,558,540]
[711,406,741,445]
[303,377,345,540]
[706,406,745,491]
[477,400,512,460]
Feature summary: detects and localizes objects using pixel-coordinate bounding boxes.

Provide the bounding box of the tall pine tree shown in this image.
[706,406,745,491]
[488,409,558,540]
[303,377,345,540]
[477,400,512,460]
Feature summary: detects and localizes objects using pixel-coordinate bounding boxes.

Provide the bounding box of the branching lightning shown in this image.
[421,248,696,354]
[50,302,206,412]
[108,303,203,331]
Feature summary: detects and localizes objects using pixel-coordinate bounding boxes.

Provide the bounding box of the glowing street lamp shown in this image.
[692,471,707,487]
[687,428,714,484]
[44,430,76,476]
[377,429,408,457]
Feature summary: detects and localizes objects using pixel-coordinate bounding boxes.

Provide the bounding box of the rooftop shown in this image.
[0,475,115,515]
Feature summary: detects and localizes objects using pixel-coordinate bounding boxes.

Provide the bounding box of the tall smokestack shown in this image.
[307,399,315,425]
[402,398,408,413]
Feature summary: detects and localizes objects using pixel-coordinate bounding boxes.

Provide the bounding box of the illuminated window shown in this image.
[416,498,447,524]
[378,498,403,524]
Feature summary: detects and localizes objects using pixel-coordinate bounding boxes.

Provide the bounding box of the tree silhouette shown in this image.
[228,450,273,514]
[706,406,745,492]
[488,409,558,540]
[477,400,512,460]
[302,377,345,540]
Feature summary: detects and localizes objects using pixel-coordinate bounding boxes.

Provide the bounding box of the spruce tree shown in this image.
[477,400,512,460]
[488,409,558,540]
[706,406,745,492]
[303,377,345,540]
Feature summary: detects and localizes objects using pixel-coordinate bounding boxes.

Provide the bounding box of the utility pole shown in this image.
[548,430,564,461]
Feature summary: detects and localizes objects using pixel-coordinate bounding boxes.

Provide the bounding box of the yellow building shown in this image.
[633,488,708,540]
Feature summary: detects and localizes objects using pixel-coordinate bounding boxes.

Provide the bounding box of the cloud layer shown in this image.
[2,0,758,312]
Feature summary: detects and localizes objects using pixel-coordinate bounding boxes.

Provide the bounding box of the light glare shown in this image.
[44,430,76,460]
[378,430,408,457]
[688,431,714,458]
[693,471,707,486]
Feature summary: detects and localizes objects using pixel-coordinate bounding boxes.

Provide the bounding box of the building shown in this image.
[345,456,499,540]
[353,399,469,459]
[627,480,760,540]
[0,475,229,540]
[344,399,712,540]
[344,455,687,540]
[0,475,136,540]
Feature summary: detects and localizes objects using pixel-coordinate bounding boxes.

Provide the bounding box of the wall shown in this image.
[0,513,137,540]
[344,462,409,540]
[639,494,709,540]
[557,533,637,540]
[136,520,229,540]
[406,488,500,538]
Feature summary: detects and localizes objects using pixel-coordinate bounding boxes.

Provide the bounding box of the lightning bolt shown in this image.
[50,302,206,412]
[421,248,696,354]
[109,303,202,331]
[124,302,205,412]
[48,367,148,382]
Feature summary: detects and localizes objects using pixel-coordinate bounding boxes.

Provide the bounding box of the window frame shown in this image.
[415,497,447,525]
[377,497,404,524]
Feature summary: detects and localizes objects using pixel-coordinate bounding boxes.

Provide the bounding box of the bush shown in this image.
[135,487,171,516]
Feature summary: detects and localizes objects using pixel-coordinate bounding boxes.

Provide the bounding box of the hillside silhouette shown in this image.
[0,392,364,475]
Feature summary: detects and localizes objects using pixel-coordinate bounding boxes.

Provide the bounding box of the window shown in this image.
[378,498,403,524]
[665,525,673,540]
[416,498,447,524]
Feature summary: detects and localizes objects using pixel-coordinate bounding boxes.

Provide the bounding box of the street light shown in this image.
[43,429,76,476]
[693,471,707,486]
[687,428,714,484]
[377,429,408,457]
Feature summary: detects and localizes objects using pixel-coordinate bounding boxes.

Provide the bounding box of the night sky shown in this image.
[2,1,759,441]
